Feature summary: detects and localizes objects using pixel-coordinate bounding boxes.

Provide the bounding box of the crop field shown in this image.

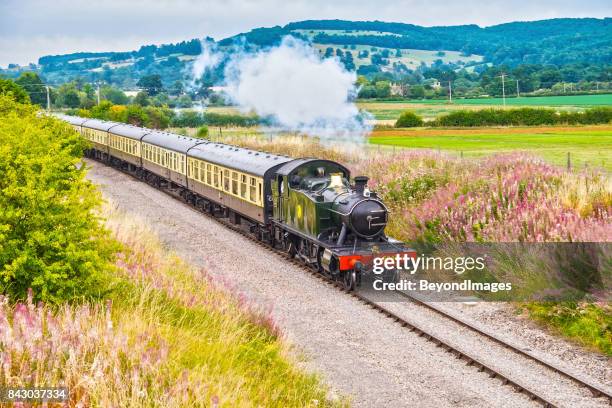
[369,126,612,171]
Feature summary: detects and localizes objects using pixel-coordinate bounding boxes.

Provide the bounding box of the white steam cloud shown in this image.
[190,39,220,91]
[191,36,370,141]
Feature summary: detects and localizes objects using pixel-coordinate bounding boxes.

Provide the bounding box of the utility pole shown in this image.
[45,86,50,111]
[500,73,506,107]
[96,83,100,105]
[563,82,566,93]
[516,80,520,98]
[448,81,452,103]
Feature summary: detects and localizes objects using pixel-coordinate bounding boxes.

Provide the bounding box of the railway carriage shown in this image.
[107,124,150,168]
[140,131,202,187]
[57,114,89,132]
[79,119,116,160]
[61,114,413,290]
[188,143,291,223]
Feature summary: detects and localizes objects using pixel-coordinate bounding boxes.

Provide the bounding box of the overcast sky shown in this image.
[0,0,610,67]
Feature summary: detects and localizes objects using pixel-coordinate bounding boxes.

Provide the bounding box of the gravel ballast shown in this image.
[86,160,608,407]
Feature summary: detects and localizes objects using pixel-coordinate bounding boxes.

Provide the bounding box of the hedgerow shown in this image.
[429,107,612,127]
[0,95,117,303]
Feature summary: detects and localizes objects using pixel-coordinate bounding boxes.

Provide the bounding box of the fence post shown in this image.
[566,152,571,171]
[460,150,464,159]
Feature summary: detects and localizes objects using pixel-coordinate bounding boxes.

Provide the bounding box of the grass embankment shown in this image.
[0,96,340,406]
[210,133,611,355]
[369,126,612,171]
[1,207,342,407]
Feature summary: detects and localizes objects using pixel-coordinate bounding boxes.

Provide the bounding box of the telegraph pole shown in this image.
[516,80,520,98]
[500,73,506,107]
[448,81,452,103]
[45,86,50,111]
[96,83,100,105]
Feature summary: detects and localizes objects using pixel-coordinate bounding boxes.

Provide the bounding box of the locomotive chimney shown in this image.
[354,176,368,195]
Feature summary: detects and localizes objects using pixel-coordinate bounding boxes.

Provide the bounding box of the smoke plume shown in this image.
[191,36,370,141]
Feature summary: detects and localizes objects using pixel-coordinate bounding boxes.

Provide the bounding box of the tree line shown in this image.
[395,107,612,128]
[357,63,611,99]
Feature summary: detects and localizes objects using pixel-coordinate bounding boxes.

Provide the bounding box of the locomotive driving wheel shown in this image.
[342,270,357,291]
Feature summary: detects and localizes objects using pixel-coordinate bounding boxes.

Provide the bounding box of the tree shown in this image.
[0,79,29,104]
[133,91,150,106]
[410,85,425,98]
[80,83,96,108]
[101,86,128,105]
[342,51,355,71]
[375,81,391,98]
[57,83,81,108]
[15,72,46,105]
[137,74,163,96]
[169,80,184,96]
[144,106,172,129]
[395,49,402,57]
[324,47,334,58]
[176,94,192,108]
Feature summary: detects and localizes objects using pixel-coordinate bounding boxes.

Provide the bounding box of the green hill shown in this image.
[1,18,610,88]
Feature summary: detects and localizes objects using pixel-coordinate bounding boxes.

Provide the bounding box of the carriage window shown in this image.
[249,177,257,202]
[206,164,212,185]
[231,172,238,195]
[240,175,247,198]
[223,169,230,191]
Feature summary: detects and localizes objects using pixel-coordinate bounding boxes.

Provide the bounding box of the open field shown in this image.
[311,42,483,68]
[369,126,612,171]
[173,124,611,171]
[359,94,612,122]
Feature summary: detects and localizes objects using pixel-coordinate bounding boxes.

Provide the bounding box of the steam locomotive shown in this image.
[59,114,413,290]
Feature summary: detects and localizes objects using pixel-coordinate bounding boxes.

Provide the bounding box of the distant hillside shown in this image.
[1,18,610,88]
[225,18,612,66]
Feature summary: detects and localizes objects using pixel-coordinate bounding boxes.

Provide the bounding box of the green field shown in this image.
[359,94,612,122]
[369,128,612,171]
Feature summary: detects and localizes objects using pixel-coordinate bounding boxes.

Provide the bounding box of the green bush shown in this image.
[395,111,424,127]
[196,126,209,139]
[432,107,612,127]
[0,95,117,303]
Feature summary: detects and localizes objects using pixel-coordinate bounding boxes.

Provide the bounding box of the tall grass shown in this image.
[214,133,611,244]
[0,206,342,407]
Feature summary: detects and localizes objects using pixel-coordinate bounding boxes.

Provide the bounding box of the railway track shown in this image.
[93,158,611,408]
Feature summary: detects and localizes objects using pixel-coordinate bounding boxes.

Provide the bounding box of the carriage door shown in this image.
[276,175,285,222]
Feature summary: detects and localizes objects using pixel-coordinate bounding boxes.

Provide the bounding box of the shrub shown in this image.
[395,111,424,127]
[0,96,117,303]
[432,107,612,127]
[196,125,209,139]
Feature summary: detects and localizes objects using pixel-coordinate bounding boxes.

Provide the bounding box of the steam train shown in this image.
[58,114,413,290]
